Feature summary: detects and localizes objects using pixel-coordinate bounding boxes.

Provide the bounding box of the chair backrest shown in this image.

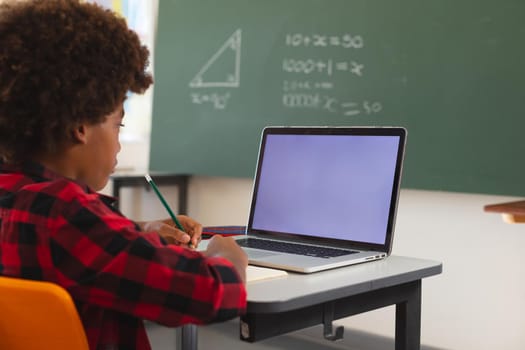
[0,276,89,350]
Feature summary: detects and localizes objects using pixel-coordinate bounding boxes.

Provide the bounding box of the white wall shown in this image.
[111,178,525,350]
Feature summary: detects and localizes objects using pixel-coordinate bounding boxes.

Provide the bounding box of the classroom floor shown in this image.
[146,320,449,350]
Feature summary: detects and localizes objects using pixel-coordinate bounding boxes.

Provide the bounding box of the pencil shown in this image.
[144,174,190,245]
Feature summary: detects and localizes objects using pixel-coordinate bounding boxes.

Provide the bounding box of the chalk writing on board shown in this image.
[189,29,241,88]
[191,92,231,110]
[282,58,364,76]
[285,33,364,49]
[282,92,382,116]
[282,32,382,117]
[283,80,334,91]
[188,29,241,110]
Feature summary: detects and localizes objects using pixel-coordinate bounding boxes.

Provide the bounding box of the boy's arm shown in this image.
[51,197,246,326]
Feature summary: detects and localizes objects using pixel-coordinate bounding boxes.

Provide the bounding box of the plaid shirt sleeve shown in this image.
[9,178,247,327]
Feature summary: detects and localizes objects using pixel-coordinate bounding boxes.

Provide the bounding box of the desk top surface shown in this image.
[244,255,441,312]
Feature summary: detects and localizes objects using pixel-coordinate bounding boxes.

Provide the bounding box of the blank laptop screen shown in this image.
[251,134,401,245]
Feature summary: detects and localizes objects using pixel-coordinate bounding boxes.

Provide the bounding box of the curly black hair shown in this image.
[0,0,153,163]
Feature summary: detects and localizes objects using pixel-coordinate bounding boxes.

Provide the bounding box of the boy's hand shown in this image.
[204,235,248,283]
[139,216,203,248]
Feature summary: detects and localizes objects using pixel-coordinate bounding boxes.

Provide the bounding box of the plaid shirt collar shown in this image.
[0,160,116,205]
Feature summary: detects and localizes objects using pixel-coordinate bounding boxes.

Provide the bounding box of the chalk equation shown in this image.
[282,58,364,76]
[285,33,364,49]
[283,93,382,116]
[191,92,231,110]
[283,80,334,91]
[281,31,382,117]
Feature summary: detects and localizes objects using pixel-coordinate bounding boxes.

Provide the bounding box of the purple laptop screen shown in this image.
[251,134,400,245]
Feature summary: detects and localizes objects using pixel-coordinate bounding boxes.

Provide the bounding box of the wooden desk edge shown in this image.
[484,200,525,223]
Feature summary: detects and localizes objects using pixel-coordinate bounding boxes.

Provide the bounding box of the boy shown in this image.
[0,1,248,349]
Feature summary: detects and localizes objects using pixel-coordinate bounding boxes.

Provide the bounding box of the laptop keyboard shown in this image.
[235,238,358,258]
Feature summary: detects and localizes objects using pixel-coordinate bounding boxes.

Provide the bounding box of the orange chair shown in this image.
[0,276,89,350]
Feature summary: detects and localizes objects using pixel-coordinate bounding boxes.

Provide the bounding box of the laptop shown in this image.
[234,126,407,273]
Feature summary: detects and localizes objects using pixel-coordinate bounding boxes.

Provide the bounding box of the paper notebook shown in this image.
[247,265,288,282]
[197,236,287,282]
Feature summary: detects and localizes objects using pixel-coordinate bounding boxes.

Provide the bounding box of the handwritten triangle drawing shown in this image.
[189,29,241,88]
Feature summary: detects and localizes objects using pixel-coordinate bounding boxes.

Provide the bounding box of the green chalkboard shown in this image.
[150,0,525,196]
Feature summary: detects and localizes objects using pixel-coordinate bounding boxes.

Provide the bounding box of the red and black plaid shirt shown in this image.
[0,161,247,350]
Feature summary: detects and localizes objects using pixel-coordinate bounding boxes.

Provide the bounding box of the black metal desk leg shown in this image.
[395,280,422,350]
[176,325,197,350]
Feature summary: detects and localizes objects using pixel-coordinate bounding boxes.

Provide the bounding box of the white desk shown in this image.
[179,255,442,350]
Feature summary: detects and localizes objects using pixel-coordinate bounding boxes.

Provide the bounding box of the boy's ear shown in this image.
[71,124,89,144]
